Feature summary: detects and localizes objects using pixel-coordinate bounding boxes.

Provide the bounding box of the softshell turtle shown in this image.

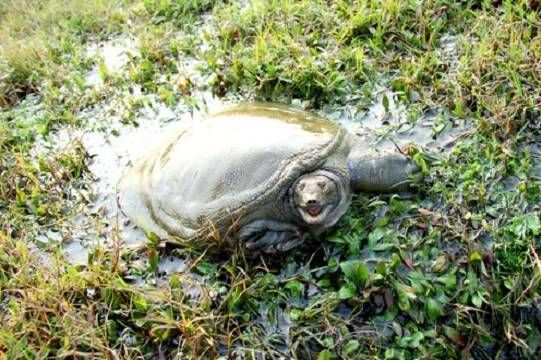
[118,103,420,253]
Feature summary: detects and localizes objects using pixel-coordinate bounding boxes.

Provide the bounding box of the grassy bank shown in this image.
[1,0,540,358]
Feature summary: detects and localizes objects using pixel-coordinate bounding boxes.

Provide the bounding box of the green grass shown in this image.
[1,0,541,358]
[0,0,129,107]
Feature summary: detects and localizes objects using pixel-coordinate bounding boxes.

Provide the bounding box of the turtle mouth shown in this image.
[306,204,322,217]
[299,203,334,225]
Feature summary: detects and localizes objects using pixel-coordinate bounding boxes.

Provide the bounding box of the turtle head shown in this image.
[293,174,340,225]
[347,147,422,192]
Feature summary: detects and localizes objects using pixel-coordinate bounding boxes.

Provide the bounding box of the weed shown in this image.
[1,0,541,358]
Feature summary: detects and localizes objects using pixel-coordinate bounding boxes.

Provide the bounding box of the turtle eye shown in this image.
[318,181,326,190]
[298,183,305,191]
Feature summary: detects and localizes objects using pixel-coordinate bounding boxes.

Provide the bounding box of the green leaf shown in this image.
[390,253,401,269]
[526,213,541,234]
[169,274,181,289]
[368,228,386,250]
[374,243,394,251]
[469,252,482,263]
[147,248,158,273]
[318,349,334,360]
[327,257,339,271]
[105,320,118,342]
[389,196,409,213]
[425,298,443,321]
[133,294,149,312]
[338,283,357,299]
[340,260,370,288]
[113,277,129,289]
[413,152,428,174]
[343,339,360,354]
[408,271,426,294]
[15,188,26,207]
[397,292,410,311]
[101,288,120,310]
[227,288,244,311]
[431,255,447,273]
[322,337,334,348]
[384,348,397,359]
[317,279,331,288]
[373,216,389,227]
[285,280,303,299]
[375,262,387,276]
[472,294,483,307]
[146,231,160,246]
[443,326,466,347]
[328,235,346,245]
[134,318,146,328]
[290,308,302,321]
[409,331,424,348]
[485,206,499,217]
[195,261,215,275]
[394,282,417,311]
[151,326,171,341]
[437,274,457,290]
[382,93,390,113]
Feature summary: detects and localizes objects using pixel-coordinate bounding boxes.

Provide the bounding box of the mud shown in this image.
[28,31,470,277]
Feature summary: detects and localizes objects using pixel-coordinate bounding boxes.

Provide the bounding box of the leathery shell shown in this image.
[118,103,347,241]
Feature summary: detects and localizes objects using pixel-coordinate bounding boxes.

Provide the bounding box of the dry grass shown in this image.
[0,0,127,106]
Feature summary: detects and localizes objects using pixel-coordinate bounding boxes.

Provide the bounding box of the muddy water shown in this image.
[25,34,223,268]
[324,90,469,153]
[67,92,467,264]
[29,33,469,274]
[84,36,136,86]
[19,31,475,351]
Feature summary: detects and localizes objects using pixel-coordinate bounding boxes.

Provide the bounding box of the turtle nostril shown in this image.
[307,199,317,205]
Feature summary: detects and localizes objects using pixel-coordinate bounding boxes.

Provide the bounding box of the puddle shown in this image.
[323,89,470,154]
[85,36,136,87]
[437,34,460,79]
[158,255,188,275]
[29,29,228,265]
[526,135,541,181]
[63,241,91,264]
[53,98,225,264]
[27,25,472,286]
[31,89,469,266]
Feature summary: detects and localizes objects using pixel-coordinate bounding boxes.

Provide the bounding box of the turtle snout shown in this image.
[304,199,323,216]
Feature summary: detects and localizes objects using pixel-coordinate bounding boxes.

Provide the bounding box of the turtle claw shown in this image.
[240,220,306,253]
[274,237,306,252]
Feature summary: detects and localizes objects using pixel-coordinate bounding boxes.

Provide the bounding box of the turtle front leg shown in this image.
[347,150,422,192]
[238,220,307,253]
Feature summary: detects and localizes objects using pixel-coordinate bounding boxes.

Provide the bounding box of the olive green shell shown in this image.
[118,103,348,241]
